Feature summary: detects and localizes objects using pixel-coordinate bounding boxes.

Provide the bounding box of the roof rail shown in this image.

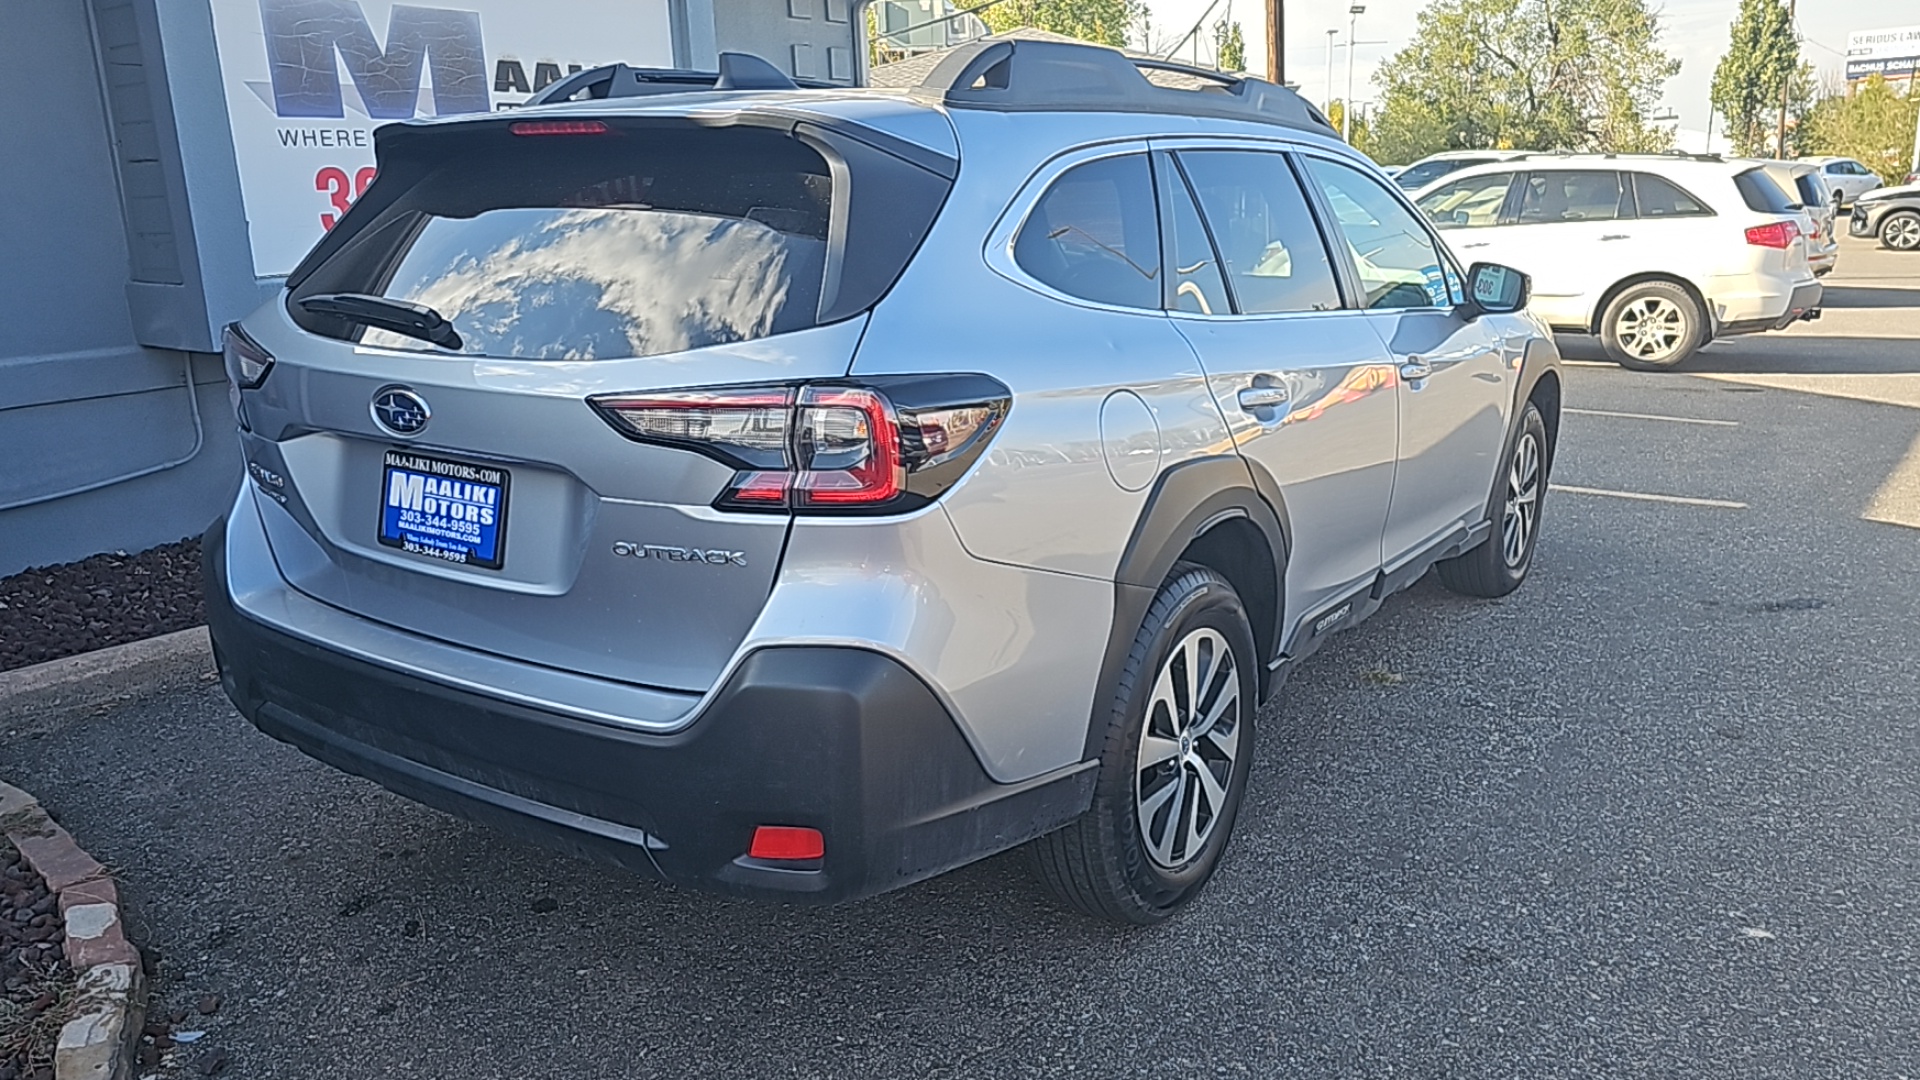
[915,40,1335,135]
[525,52,831,106]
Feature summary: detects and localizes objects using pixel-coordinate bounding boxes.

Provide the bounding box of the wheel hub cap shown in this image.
[1502,431,1541,567]
[1135,626,1241,870]
[1615,296,1685,360]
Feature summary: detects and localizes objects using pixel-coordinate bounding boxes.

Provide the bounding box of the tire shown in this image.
[1435,402,1548,598]
[1031,564,1258,925]
[1882,211,1920,252]
[1599,280,1707,371]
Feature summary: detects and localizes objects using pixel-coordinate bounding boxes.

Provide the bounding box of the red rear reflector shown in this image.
[1744,221,1799,248]
[509,120,610,137]
[749,826,824,861]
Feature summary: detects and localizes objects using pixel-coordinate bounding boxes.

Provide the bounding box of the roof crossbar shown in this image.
[914,40,1336,135]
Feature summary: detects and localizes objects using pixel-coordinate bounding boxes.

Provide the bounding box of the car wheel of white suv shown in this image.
[1032,564,1257,924]
[1600,281,1707,370]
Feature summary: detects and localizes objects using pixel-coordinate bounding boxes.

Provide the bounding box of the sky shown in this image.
[1136,0,1901,152]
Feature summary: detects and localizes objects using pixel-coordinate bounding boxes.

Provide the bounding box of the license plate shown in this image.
[378,450,509,570]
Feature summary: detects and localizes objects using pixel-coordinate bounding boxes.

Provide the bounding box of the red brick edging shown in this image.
[1,780,144,1080]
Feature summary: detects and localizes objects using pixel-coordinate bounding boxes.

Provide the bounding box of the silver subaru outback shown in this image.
[206,42,1561,924]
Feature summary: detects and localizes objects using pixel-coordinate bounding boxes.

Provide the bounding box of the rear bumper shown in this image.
[203,512,1094,905]
[1717,280,1823,337]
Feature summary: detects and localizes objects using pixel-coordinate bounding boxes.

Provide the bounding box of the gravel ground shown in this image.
[0,538,204,673]
[0,839,69,1080]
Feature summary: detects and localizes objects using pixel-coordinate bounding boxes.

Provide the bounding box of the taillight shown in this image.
[222,323,274,389]
[1744,220,1800,249]
[590,375,1010,514]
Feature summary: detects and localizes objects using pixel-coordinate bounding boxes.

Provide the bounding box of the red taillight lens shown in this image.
[749,826,824,861]
[509,119,610,136]
[1744,220,1800,249]
[793,387,902,507]
[589,376,1009,514]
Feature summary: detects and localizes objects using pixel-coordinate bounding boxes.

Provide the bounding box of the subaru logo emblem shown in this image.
[371,386,430,436]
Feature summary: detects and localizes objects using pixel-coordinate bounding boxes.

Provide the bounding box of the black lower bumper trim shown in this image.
[203,513,1095,904]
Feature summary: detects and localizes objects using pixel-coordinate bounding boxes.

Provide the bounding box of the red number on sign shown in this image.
[316,166,379,231]
[316,167,351,231]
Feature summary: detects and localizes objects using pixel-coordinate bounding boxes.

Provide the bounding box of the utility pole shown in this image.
[1344,4,1364,142]
[1266,0,1284,84]
[1776,0,1796,159]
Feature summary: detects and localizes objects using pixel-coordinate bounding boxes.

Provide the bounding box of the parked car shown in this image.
[1800,156,1883,208]
[1740,159,1838,276]
[1850,183,1920,251]
[1392,149,1533,191]
[1411,153,1822,369]
[204,42,1562,924]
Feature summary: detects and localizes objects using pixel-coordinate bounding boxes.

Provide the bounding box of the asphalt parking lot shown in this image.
[4,235,1918,1079]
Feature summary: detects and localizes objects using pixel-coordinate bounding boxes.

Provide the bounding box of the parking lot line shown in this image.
[1565,407,1739,427]
[1551,484,1748,509]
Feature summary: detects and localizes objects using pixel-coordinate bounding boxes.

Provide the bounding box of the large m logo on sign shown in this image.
[259,0,490,119]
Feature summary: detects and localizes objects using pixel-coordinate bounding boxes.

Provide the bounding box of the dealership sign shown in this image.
[1846,25,1920,80]
[210,0,674,276]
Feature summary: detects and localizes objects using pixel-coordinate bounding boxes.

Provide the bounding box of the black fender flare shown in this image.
[1084,455,1290,761]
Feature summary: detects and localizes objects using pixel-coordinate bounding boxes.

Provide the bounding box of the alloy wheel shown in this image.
[1887,214,1920,251]
[1613,296,1687,362]
[1135,627,1242,870]
[1503,431,1541,567]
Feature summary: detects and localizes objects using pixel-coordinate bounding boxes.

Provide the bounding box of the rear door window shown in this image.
[1416,171,1517,228]
[1175,150,1343,315]
[1631,173,1712,218]
[1517,171,1630,223]
[1014,153,1163,310]
[1158,160,1233,316]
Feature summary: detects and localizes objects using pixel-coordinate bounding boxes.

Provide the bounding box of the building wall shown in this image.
[0,1,239,577]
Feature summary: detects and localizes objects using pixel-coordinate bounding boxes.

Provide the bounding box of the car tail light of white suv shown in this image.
[1744,220,1801,249]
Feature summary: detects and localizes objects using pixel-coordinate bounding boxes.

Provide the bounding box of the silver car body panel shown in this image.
[223,86,1559,791]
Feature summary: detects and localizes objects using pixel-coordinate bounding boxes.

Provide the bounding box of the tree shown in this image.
[1325,100,1375,150]
[1801,74,1920,183]
[1366,0,1680,164]
[979,0,1143,48]
[1213,19,1247,72]
[1710,0,1814,157]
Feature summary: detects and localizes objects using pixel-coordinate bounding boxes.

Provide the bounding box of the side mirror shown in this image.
[1451,209,1471,226]
[1464,261,1529,316]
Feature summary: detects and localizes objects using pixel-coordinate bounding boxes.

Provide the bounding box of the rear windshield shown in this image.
[1733,168,1799,214]
[290,126,889,360]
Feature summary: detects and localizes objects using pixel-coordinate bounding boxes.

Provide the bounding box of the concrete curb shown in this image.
[0,626,211,720]
[1,780,145,1080]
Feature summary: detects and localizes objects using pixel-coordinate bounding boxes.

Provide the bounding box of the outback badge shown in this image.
[612,542,747,567]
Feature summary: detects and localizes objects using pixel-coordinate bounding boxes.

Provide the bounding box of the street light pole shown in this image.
[1344,4,1364,142]
[1325,29,1337,113]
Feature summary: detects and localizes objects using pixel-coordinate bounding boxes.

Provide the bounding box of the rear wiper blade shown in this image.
[298,293,463,351]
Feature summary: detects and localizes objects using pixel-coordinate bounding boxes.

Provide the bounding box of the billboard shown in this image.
[209,0,675,277]
[1846,25,1920,80]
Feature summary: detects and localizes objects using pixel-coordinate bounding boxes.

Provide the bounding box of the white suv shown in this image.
[1411,154,1822,369]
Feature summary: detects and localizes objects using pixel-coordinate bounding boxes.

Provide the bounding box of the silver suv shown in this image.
[206,42,1562,924]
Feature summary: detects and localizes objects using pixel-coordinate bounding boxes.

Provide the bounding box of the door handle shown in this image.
[1599,233,1630,241]
[1399,357,1432,381]
[1237,384,1291,410]
[1460,242,1490,249]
